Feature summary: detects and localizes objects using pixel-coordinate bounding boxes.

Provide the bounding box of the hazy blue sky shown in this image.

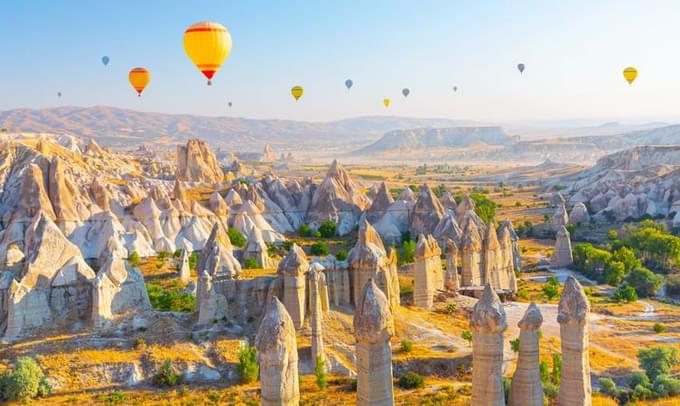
[2,1,680,123]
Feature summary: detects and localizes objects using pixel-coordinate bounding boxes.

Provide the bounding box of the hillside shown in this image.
[351,126,516,155]
[0,106,473,151]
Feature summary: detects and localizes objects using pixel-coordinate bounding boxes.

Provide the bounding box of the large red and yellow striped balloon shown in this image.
[183,21,232,85]
[128,67,151,96]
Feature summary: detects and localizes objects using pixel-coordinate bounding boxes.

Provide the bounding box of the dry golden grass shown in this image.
[239,267,278,279]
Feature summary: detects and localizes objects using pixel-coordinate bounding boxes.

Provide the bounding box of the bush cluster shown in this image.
[237,344,259,384]
[0,357,51,402]
[146,283,195,312]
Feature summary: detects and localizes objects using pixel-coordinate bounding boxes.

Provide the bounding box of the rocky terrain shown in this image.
[549,145,680,223]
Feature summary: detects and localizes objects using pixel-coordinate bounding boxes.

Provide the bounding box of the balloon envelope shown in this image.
[402,88,410,97]
[453,86,458,92]
[517,63,525,74]
[102,56,110,66]
[291,85,304,101]
[129,67,151,96]
[345,79,353,90]
[383,98,390,107]
[57,92,62,98]
[623,67,638,85]
[183,21,232,85]
[228,101,232,108]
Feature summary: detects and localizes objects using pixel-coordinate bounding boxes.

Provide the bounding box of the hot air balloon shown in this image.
[383,98,390,107]
[453,86,458,92]
[228,101,232,108]
[291,85,304,101]
[345,79,353,90]
[57,92,62,98]
[517,63,525,74]
[183,21,232,85]
[402,88,410,98]
[102,56,110,66]
[129,67,151,96]
[623,67,638,85]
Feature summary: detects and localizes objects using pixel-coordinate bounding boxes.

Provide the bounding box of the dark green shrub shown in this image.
[335,249,348,261]
[310,242,329,256]
[510,338,520,353]
[318,220,337,238]
[173,249,183,258]
[158,250,170,259]
[189,252,199,269]
[632,384,653,401]
[612,283,638,303]
[298,224,312,237]
[105,390,127,405]
[146,283,195,312]
[652,374,680,397]
[626,267,664,298]
[237,344,259,384]
[445,303,457,315]
[398,371,425,389]
[398,240,416,265]
[598,377,617,396]
[629,371,651,389]
[1,357,51,402]
[228,227,247,248]
[653,323,666,334]
[604,260,625,286]
[244,258,259,269]
[461,330,472,346]
[153,361,182,387]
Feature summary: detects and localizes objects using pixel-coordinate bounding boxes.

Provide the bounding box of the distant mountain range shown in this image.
[0,106,476,150]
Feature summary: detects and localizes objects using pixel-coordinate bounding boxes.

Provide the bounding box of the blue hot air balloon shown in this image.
[345,79,353,90]
[517,63,525,74]
[402,88,410,98]
[102,56,110,66]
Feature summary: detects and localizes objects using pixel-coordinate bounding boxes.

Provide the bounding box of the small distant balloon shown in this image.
[345,79,353,90]
[291,85,304,101]
[57,92,62,98]
[228,101,232,108]
[517,63,525,74]
[383,98,390,108]
[129,67,151,97]
[453,86,458,92]
[102,56,110,66]
[623,67,638,85]
[402,88,410,98]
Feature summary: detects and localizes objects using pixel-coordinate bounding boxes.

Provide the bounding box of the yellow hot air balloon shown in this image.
[291,85,304,101]
[183,21,232,85]
[623,67,638,85]
[383,98,391,108]
[128,67,151,96]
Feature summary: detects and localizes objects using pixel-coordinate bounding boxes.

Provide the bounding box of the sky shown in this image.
[2,0,680,123]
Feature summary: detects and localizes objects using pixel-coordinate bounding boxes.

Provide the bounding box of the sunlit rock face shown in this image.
[176,138,224,183]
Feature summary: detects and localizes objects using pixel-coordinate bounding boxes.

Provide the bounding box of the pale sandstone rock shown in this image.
[178,249,191,283]
[196,223,241,279]
[508,303,544,406]
[498,226,518,292]
[279,244,309,329]
[196,270,227,325]
[92,256,151,328]
[551,226,573,269]
[348,220,399,313]
[246,227,275,269]
[482,221,507,290]
[461,218,482,287]
[16,164,55,220]
[569,202,590,225]
[498,220,521,272]
[354,279,394,406]
[256,297,300,406]
[445,239,460,291]
[309,263,325,368]
[552,203,569,231]
[558,277,591,406]
[440,191,458,213]
[433,212,463,249]
[172,180,189,211]
[176,139,224,183]
[409,184,445,236]
[470,284,507,406]
[455,194,475,224]
[366,182,394,223]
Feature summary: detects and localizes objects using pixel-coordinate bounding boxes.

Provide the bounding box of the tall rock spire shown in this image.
[558,276,591,406]
[279,243,310,329]
[508,303,544,406]
[354,279,395,406]
[461,218,482,287]
[309,263,326,367]
[445,239,460,291]
[256,297,300,406]
[471,284,507,406]
[551,226,574,268]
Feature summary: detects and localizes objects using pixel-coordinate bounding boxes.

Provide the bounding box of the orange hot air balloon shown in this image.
[128,68,151,96]
[183,21,232,85]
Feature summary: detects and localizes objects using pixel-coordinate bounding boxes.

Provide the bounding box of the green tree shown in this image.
[153,361,182,387]
[638,346,679,381]
[398,240,416,265]
[626,267,664,298]
[542,276,560,301]
[652,374,680,397]
[398,371,425,389]
[228,227,247,248]
[400,340,414,353]
[461,330,473,346]
[318,220,337,238]
[315,356,327,390]
[629,371,651,389]
[510,338,520,353]
[243,258,258,269]
[611,247,641,273]
[237,344,259,384]
[310,242,330,256]
[335,249,348,261]
[2,357,50,402]
[598,377,617,396]
[128,251,141,267]
[604,260,626,286]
